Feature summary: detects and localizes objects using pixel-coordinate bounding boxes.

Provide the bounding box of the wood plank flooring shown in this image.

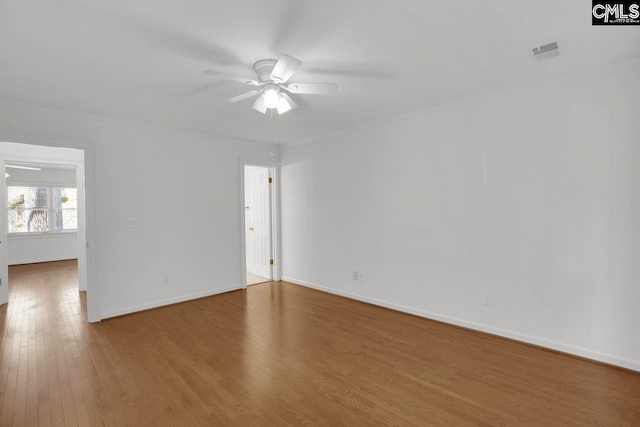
[1,260,639,426]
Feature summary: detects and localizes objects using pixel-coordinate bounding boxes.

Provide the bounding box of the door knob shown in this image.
[249,227,254,231]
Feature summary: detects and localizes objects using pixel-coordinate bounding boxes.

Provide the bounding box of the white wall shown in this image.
[7,165,78,265]
[8,234,78,265]
[0,99,279,319]
[280,62,640,371]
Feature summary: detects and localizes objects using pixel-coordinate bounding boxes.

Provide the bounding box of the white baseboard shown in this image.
[9,256,77,266]
[101,284,242,320]
[282,276,640,372]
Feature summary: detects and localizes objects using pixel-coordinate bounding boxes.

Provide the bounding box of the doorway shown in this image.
[244,165,274,286]
[0,142,89,321]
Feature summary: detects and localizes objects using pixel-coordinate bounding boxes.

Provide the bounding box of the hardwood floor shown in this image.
[1,261,639,426]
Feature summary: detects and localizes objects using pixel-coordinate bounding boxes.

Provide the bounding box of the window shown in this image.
[8,186,77,233]
[53,187,78,231]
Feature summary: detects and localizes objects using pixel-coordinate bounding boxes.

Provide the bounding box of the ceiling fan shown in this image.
[203,54,337,114]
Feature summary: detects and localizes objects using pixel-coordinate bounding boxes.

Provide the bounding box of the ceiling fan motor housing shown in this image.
[253,59,278,82]
[203,54,337,114]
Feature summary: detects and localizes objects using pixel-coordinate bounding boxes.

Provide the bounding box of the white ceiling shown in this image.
[1,0,638,144]
[6,163,75,185]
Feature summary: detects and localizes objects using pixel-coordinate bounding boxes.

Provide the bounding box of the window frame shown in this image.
[7,182,78,236]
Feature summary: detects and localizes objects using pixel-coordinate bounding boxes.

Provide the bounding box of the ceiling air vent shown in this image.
[532,42,559,61]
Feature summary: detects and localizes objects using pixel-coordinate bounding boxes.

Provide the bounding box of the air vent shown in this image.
[532,42,559,61]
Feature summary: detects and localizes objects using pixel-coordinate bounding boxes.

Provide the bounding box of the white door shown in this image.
[247,167,272,279]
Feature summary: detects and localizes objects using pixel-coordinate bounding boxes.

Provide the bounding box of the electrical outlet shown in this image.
[163,275,169,285]
[352,271,363,281]
[127,218,139,228]
[483,293,492,306]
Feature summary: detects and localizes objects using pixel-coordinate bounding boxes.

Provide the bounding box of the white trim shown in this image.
[8,231,77,239]
[100,284,242,319]
[0,162,7,304]
[10,256,77,266]
[239,159,282,289]
[282,276,640,373]
[0,140,95,321]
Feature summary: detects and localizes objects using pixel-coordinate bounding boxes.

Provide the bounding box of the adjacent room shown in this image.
[5,161,83,318]
[6,164,78,262]
[0,1,639,425]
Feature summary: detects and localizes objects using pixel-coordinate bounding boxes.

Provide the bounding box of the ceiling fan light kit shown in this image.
[252,94,268,114]
[277,93,296,114]
[203,54,338,115]
[263,84,280,109]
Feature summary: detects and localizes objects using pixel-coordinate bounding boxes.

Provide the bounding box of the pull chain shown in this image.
[270,108,274,143]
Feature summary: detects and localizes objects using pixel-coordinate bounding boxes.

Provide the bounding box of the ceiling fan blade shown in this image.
[253,95,267,114]
[181,81,229,98]
[305,67,396,79]
[285,82,337,95]
[270,54,303,83]
[204,70,261,86]
[225,90,261,104]
[277,93,298,114]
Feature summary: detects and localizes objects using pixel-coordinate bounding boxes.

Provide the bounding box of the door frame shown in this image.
[0,137,99,323]
[239,159,281,289]
[1,159,86,293]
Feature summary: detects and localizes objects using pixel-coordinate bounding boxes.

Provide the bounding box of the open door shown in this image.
[245,166,272,281]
